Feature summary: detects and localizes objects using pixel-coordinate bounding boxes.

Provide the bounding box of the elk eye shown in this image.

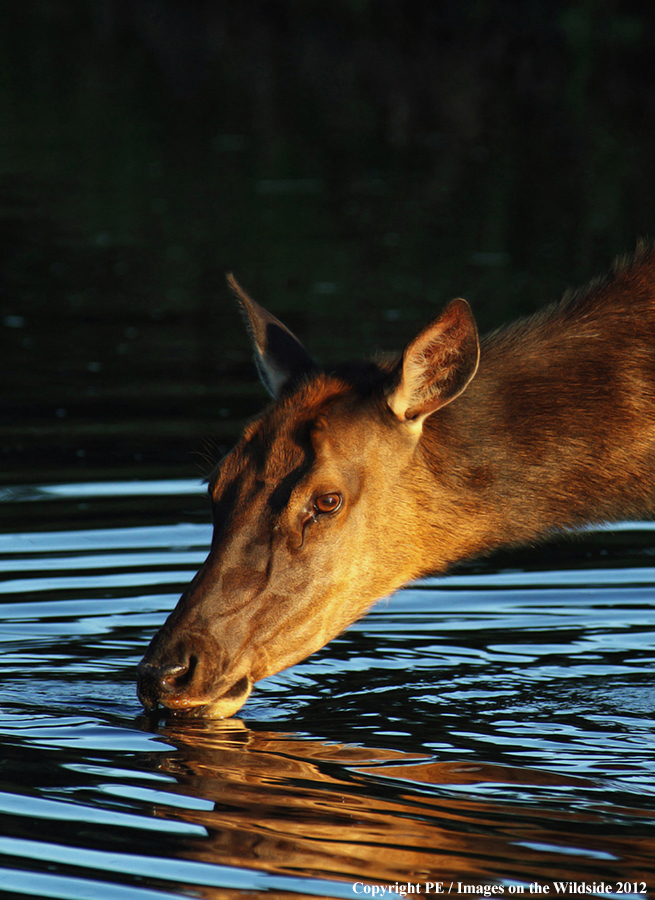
[314,492,342,514]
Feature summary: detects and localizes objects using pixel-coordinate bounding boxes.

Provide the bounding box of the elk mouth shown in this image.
[138,671,253,720]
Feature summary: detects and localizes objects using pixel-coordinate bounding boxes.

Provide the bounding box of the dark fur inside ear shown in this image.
[227,274,317,397]
[388,298,480,425]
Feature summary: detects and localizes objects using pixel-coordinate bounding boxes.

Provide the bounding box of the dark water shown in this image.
[1,480,655,898]
[3,4,655,898]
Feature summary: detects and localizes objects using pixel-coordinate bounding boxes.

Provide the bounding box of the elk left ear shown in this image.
[227,274,318,397]
[387,298,480,430]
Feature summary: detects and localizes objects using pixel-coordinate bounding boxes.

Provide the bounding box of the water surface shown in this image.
[1,479,654,898]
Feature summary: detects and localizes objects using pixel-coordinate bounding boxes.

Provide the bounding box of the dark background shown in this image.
[2,0,654,483]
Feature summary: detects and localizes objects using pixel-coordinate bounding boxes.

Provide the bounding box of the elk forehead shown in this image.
[208,375,367,507]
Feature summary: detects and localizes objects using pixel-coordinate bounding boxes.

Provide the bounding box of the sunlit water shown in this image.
[1,479,655,899]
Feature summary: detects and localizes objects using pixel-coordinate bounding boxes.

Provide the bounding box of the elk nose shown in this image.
[137,657,195,711]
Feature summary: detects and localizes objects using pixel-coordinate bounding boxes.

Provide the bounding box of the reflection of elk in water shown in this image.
[138,247,655,718]
[150,722,653,889]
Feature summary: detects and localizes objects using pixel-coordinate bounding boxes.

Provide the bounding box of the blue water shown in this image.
[1,479,654,898]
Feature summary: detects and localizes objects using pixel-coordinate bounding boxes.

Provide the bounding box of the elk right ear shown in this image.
[387,298,480,432]
[227,274,317,398]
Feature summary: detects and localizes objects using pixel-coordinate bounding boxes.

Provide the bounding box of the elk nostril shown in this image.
[137,655,198,711]
[158,663,187,693]
[159,656,197,693]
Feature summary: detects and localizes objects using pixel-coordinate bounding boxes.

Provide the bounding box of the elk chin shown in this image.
[202,674,253,719]
[154,674,253,720]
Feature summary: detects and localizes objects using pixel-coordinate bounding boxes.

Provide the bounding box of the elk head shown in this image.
[137,278,479,717]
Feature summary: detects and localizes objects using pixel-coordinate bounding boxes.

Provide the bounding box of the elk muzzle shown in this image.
[136,627,254,718]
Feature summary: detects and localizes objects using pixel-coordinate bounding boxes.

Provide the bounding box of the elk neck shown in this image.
[414,256,655,569]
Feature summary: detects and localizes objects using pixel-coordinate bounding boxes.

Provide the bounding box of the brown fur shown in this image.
[138,247,655,718]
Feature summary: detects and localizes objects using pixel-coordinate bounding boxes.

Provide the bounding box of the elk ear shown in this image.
[387,298,480,430]
[227,274,317,397]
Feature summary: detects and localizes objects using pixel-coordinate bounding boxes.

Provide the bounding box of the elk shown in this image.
[138,246,655,718]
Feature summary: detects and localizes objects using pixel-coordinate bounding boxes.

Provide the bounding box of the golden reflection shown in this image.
[140,718,654,895]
